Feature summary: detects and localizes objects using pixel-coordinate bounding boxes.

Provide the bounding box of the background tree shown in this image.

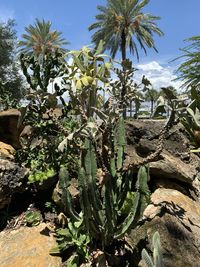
[176,36,200,89]
[19,19,69,58]
[89,0,164,61]
[19,19,69,96]
[144,87,160,115]
[0,19,24,107]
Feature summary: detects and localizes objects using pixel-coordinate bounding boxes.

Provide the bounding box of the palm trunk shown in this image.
[121,30,127,119]
[121,30,126,62]
[151,99,154,115]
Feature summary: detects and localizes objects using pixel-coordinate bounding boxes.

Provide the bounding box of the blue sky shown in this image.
[0,0,200,89]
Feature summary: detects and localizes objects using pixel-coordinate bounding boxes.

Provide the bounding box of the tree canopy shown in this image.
[18,19,69,58]
[0,19,24,106]
[89,0,164,61]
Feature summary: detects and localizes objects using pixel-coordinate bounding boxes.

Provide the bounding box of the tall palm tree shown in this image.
[19,19,69,57]
[89,0,164,61]
[176,36,200,89]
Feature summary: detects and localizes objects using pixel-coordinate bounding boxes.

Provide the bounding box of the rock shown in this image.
[0,159,28,209]
[20,125,32,138]
[0,109,24,149]
[152,177,189,196]
[126,188,200,267]
[125,120,200,197]
[126,120,190,158]
[125,147,197,185]
[150,151,197,184]
[126,120,165,145]
[0,223,62,267]
[0,141,15,160]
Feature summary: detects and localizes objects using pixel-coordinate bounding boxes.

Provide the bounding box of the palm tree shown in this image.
[176,36,200,89]
[89,0,164,62]
[19,19,69,57]
[144,87,160,115]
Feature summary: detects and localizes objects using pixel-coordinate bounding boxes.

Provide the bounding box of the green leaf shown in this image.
[73,55,86,72]
[57,228,71,237]
[95,40,105,55]
[142,249,154,267]
[74,220,82,228]
[190,148,200,153]
[49,246,62,255]
[76,79,82,90]
[187,107,200,128]
[81,76,89,86]
[25,211,41,226]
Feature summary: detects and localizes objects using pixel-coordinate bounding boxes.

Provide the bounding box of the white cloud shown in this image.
[134,61,183,91]
[137,61,163,72]
[0,8,14,22]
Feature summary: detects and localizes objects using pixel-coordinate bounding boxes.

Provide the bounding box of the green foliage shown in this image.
[25,210,41,226]
[153,87,181,122]
[120,191,136,215]
[0,19,24,107]
[153,86,200,152]
[50,215,90,264]
[179,87,200,151]
[175,36,200,89]
[28,166,55,184]
[142,231,164,267]
[89,0,164,118]
[20,50,65,92]
[17,128,62,184]
[17,49,76,185]
[0,80,21,109]
[110,59,141,117]
[65,44,112,120]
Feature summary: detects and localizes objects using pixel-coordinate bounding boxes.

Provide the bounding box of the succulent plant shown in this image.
[142,231,164,267]
[59,117,150,248]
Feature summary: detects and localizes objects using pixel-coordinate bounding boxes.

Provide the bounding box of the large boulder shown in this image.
[126,188,200,267]
[125,120,200,198]
[0,109,24,149]
[0,159,27,209]
[0,223,62,267]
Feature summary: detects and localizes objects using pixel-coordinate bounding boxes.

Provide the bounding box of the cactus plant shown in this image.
[55,45,151,258]
[154,86,200,152]
[142,231,164,267]
[59,116,150,248]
